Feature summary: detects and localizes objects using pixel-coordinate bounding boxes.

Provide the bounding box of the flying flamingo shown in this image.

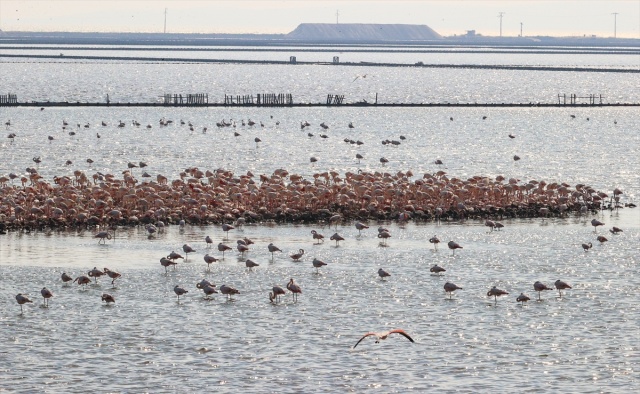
[40,287,53,307]
[311,230,325,244]
[269,286,286,304]
[16,293,33,314]
[312,258,327,274]
[533,281,552,300]
[286,279,302,302]
[487,286,509,303]
[448,241,463,255]
[353,329,414,349]
[555,280,572,297]
[174,285,188,301]
[444,282,462,299]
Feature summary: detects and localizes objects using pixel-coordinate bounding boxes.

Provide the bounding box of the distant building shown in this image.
[465,30,476,37]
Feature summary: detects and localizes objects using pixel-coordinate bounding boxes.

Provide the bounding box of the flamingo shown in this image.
[40,287,53,307]
[61,272,73,285]
[378,268,391,280]
[533,281,552,300]
[555,280,572,297]
[329,214,341,229]
[581,242,592,251]
[430,264,446,275]
[312,258,327,274]
[73,275,91,289]
[353,329,414,349]
[201,284,218,299]
[609,226,623,235]
[237,241,249,257]
[330,233,345,246]
[245,259,259,271]
[196,279,214,289]
[168,251,184,263]
[377,231,391,245]
[220,284,240,300]
[448,241,463,255]
[203,254,218,270]
[311,230,325,244]
[290,249,305,261]
[182,244,196,260]
[103,268,121,287]
[268,243,282,259]
[205,235,213,247]
[174,285,188,301]
[222,223,234,239]
[88,267,105,283]
[101,293,115,304]
[95,230,112,244]
[487,286,509,303]
[160,257,177,272]
[485,220,496,232]
[16,293,33,314]
[217,243,232,258]
[596,235,608,245]
[429,235,440,250]
[355,221,369,235]
[516,293,531,305]
[269,286,286,304]
[286,279,301,302]
[591,218,604,233]
[444,282,462,299]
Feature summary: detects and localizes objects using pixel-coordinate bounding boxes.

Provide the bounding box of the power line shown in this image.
[164,8,167,34]
[611,12,618,38]
[498,12,506,37]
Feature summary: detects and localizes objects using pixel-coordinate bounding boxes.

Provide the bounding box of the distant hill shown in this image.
[287,23,442,41]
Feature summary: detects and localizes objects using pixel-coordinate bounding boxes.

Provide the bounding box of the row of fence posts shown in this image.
[0,94,18,104]
[557,94,604,105]
[162,93,208,105]
[224,93,293,106]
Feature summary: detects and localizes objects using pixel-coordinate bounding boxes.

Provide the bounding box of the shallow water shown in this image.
[1,47,639,393]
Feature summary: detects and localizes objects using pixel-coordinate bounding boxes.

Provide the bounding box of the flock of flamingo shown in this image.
[4,115,634,348]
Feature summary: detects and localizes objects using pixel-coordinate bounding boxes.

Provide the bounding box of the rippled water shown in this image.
[1,48,639,392]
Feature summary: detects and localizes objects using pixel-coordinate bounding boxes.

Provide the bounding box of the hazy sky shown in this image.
[0,0,639,38]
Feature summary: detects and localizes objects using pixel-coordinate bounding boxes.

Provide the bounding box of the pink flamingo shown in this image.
[353,329,414,348]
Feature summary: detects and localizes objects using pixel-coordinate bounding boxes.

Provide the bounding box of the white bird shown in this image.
[16,293,33,314]
[174,285,188,301]
[444,282,462,298]
[377,268,390,280]
[353,329,414,349]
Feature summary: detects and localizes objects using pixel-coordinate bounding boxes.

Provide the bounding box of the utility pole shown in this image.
[520,22,523,37]
[164,8,167,34]
[336,10,339,24]
[498,12,506,37]
[612,12,618,38]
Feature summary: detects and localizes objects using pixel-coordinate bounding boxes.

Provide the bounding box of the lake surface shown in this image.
[0,45,639,393]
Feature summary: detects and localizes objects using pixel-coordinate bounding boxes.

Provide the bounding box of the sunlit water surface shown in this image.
[0,49,639,393]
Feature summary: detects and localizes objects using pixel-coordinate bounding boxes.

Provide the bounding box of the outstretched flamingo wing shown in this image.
[389,329,415,343]
[353,332,376,348]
